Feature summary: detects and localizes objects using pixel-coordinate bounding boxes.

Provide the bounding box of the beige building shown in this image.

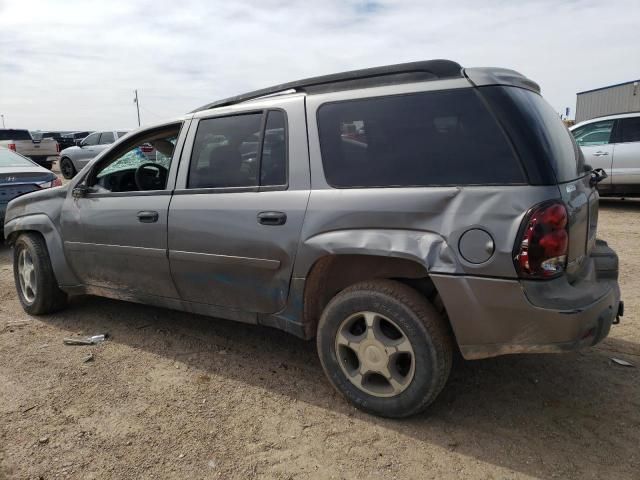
[575,79,640,123]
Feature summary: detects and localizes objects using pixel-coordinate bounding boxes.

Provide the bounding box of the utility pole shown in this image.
[133,90,141,127]
[1,115,5,128]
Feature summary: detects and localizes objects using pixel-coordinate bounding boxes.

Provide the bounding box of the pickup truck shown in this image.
[0,129,59,169]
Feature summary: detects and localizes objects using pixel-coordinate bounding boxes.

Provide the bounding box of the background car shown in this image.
[32,131,76,150]
[571,112,640,197]
[0,128,59,169]
[58,130,128,179]
[0,148,61,229]
[63,131,94,146]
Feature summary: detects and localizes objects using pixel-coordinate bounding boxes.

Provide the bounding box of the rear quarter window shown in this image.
[317,89,525,188]
[479,86,584,184]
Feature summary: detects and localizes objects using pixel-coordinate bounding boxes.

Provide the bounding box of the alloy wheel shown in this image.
[335,311,415,398]
[17,248,37,303]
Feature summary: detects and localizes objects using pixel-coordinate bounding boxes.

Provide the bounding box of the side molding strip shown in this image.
[169,250,281,270]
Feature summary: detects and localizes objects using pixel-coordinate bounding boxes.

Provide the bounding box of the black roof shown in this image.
[193,59,463,112]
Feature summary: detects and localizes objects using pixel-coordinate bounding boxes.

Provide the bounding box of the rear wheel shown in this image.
[13,233,68,314]
[317,279,453,418]
[59,157,76,179]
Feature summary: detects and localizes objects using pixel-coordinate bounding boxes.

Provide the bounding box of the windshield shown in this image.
[0,129,32,141]
[0,149,34,167]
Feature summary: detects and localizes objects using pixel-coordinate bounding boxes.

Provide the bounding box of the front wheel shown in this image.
[317,279,453,418]
[59,157,76,179]
[13,233,68,314]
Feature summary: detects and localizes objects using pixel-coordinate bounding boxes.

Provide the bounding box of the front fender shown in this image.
[4,213,80,287]
[294,228,463,278]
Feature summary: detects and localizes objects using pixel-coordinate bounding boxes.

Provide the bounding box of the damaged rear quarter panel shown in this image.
[294,185,562,279]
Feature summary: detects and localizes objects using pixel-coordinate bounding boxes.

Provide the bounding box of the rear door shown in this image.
[610,116,640,186]
[168,97,310,314]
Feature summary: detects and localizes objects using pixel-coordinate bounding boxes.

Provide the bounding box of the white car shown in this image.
[571,112,640,197]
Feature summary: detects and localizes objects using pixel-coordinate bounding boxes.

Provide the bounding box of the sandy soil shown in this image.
[0,198,638,480]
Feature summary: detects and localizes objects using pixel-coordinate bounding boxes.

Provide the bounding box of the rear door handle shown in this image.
[593,151,609,156]
[257,211,287,226]
[137,210,159,223]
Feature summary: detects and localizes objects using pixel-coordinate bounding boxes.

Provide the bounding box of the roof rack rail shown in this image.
[192,59,463,112]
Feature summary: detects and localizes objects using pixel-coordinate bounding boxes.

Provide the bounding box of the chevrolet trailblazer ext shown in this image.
[3,61,623,417]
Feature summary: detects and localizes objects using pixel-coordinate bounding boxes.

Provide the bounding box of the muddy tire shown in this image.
[13,233,68,315]
[59,157,76,179]
[317,279,453,418]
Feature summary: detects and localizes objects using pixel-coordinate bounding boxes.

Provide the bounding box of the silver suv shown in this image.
[570,112,640,197]
[3,60,623,418]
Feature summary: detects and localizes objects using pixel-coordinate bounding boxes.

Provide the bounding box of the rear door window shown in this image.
[188,110,288,189]
[188,113,263,189]
[616,117,640,143]
[317,89,524,188]
[260,110,287,186]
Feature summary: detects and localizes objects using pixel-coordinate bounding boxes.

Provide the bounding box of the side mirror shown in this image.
[72,183,89,198]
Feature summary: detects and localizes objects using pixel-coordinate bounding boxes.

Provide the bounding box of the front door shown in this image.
[75,132,101,169]
[573,119,615,189]
[168,100,310,314]
[60,121,188,298]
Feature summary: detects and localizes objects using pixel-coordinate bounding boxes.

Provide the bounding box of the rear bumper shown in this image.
[433,240,622,360]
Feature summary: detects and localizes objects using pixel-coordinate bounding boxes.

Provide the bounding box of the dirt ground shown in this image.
[1,194,639,480]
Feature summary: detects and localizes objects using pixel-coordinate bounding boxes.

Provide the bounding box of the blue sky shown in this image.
[0,0,638,130]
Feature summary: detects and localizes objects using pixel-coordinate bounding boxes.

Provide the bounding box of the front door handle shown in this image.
[137,210,159,223]
[257,211,287,226]
[593,151,609,156]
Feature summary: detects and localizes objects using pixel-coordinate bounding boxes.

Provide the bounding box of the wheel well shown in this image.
[6,229,44,246]
[302,255,443,338]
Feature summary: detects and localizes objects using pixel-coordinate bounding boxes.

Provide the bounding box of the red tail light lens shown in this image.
[515,201,569,278]
[56,142,60,153]
[53,177,63,187]
[8,143,16,151]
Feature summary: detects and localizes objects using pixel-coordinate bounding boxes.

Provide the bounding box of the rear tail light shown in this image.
[37,177,63,189]
[514,201,569,278]
[8,143,16,151]
[56,142,60,153]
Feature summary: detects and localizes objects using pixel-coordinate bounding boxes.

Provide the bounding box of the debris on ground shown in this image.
[38,437,49,445]
[22,404,39,414]
[63,334,108,346]
[611,357,635,367]
[83,353,95,363]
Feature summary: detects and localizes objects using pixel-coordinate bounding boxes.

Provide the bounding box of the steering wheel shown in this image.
[134,162,168,191]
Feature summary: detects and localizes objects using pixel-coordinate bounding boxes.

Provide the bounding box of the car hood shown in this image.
[60,146,81,155]
[3,183,68,226]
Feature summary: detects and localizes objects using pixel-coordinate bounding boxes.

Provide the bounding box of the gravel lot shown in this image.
[1,190,639,479]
